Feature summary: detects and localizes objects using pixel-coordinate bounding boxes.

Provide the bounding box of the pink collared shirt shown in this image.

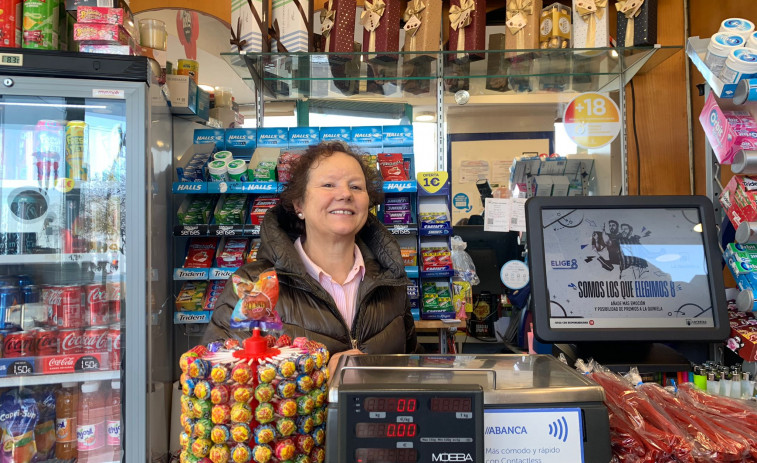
[294,238,365,329]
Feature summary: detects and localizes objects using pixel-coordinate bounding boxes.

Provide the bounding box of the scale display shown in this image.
[339,387,483,463]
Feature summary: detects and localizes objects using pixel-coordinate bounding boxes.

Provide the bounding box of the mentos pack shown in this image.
[193,129,225,151]
[319,127,351,144]
[224,128,256,158]
[288,127,319,147]
[256,127,288,148]
[700,92,757,164]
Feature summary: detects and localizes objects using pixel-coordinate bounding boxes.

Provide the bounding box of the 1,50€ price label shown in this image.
[563,92,621,149]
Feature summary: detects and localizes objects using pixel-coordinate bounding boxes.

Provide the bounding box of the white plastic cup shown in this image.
[208,160,229,182]
[226,159,248,182]
[719,47,757,84]
[748,31,757,50]
[139,19,167,51]
[705,33,745,76]
[213,151,234,162]
[720,18,755,41]
[214,86,233,108]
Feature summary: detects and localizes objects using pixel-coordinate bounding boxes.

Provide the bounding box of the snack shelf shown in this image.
[386,223,418,235]
[420,226,453,237]
[221,46,681,100]
[405,266,419,279]
[172,181,283,194]
[0,369,120,388]
[0,252,124,265]
[420,269,455,279]
[383,180,417,193]
[687,36,738,99]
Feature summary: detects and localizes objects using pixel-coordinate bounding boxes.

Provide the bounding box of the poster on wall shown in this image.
[449,134,552,225]
[541,207,715,329]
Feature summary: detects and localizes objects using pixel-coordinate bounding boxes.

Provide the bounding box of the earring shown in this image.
[297,212,304,219]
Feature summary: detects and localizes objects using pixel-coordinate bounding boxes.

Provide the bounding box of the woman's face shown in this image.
[295,151,370,244]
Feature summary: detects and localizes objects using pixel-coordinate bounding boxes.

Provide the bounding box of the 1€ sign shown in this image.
[417,171,448,194]
[563,92,621,149]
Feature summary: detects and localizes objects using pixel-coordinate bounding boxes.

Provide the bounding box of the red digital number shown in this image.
[397,399,405,412]
[387,423,395,437]
[407,399,417,412]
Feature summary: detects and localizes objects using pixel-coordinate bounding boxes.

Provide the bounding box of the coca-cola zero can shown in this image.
[3,330,34,357]
[33,327,57,355]
[84,283,108,326]
[82,325,108,353]
[58,328,82,355]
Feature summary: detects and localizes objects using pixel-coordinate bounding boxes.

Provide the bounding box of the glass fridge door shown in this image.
[0,91,129,462]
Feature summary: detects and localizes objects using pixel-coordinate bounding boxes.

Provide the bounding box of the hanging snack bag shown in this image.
[230,270,281,330]
[378,153,409,181]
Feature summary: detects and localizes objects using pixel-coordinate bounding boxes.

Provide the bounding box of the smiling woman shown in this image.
[203,141,420,374]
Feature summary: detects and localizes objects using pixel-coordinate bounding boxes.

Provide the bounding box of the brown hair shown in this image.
[278,141,384,234]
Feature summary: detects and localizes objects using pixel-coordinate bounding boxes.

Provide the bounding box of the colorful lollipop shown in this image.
[277,380,297,399]
[276,417,296,437]
[312,426,325,446]
[230,402,252,424]
[209,443,231,463]
[296,395,315,415]
[231,363,254,385]
[277,359,297,378]
[295,434,314,454]
[191,438,212,458]
[252,424,275,445]
[232,385,254,404]
[254,402,275,424]
[257,364,277,384]
[274,439,296,461]
[230,423,251,443]
[195,381,211,400]
[211,404,231,425]
[231,443,252,463]
[211,364,231,384]
[210,425,231,445]
[211,385,230,405]
[252,444,273,463]
[193,418,213,439]
[254,383,275,403]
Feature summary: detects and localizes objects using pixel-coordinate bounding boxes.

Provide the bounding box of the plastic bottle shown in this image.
[55,382,79,460]
[77,381,105,462]
[106,381,122,461]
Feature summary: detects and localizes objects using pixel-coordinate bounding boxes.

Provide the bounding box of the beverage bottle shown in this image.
[106,381,122,461]
[55,382,78,460]
[77,381,105,462]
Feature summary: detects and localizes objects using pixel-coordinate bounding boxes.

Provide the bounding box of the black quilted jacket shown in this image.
[201,206,419,355]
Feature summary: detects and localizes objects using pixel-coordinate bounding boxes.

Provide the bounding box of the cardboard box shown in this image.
[65,0,124,10]
[403,0,442,61]
[699,92,757,165]
[448,0,486,62]
[209,107,241,128]
[225,128,257,157]
[539,3,571,49]
[361,0,401,62]
[534,176,553,196]
[318,0,356,56]
[166,75,198,115]
[505,0,543,54]
[616,0,657,46]
[486,33,509,92]
[230,0,268,60]
[728,308,757,362]
[271,0,314,52]
[551,176,570,196]
[719,174,757,229]
[573,0,609,48]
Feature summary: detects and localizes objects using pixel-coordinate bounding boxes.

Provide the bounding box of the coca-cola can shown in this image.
[33,327,58,356]
[42,285,60,326]
[3,330,34,357]
[84,283,108,326]
[108,325,121,370]
[56,285,83,329]
[106,281,121,323]
[58,328,82,355]
[82,326,108,353]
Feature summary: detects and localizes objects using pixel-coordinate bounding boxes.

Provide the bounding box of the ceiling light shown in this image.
[415,112,435,122]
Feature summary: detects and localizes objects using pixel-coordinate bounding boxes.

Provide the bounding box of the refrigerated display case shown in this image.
[0,49,173,462]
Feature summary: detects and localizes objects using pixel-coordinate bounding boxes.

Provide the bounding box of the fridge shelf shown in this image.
[0,252,124,265]
[174,224,261,237]
[0,369,119,388]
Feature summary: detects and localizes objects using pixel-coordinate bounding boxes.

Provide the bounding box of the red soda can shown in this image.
[3,330,34,357]
[108,325,121,370]
[0,0,21,48]
[34,327,58,355]
[42,285,59,326]
[56,285,83,329]
[82,326,108,353]
[58,328,82,355]
[106,281,121,323]
[84,283,108,326]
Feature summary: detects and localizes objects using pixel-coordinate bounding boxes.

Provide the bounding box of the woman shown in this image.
[203,141,419,369]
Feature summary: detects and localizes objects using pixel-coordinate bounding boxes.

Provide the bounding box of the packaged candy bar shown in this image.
[383,210,412,224]
[422,281,439,309]
[184,238,218,268]
[77,6,125,24]
[229,270,281,330]
[252,161,277,182]
[176,281,208,311]
[400,247,417,266]
[419,211,450,224]
[250,196,280,226]
[217,238,249,268]
[73,23,130,43]
[215,195,248,225]
[178,196,216,225]
[378,153,409,181]
[385,195,412,204]
[385,202,411,212]
[203,280,227,311]
[247,240,261,263]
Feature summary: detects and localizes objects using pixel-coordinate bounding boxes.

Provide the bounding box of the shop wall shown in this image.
[689,1,757,196]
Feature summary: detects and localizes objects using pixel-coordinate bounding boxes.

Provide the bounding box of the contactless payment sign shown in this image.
[485,408,584,462]
[563,92,621,149]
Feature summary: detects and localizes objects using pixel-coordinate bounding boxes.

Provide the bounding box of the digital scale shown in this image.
[326,354,611,463]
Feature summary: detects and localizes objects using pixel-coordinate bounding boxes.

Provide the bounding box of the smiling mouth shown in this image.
[330,210,354,215]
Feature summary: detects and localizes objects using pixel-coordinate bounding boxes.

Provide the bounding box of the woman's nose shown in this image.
[336,184,352,200]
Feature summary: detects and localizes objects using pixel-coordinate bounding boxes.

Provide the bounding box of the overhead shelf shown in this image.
[221,45,681,102]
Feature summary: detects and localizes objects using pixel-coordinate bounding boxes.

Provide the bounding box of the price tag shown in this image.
[563,92,621,149]
[416,171,448,194]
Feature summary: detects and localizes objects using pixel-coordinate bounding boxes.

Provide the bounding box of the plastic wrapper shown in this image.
[0,389,39,463]
[229,270,281,330]
[450,235,480,285]
[586,363,695,462]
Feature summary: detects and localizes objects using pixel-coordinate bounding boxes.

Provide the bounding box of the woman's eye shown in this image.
[322,183,334,188]
[350,185,364,190]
